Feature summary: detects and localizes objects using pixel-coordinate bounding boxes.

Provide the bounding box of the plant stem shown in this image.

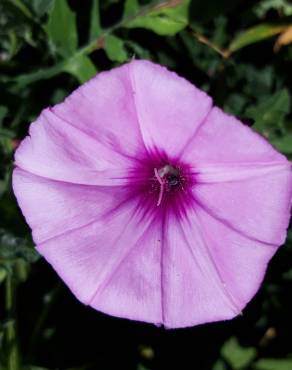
[190,29,230,59]
[5,272,19,370]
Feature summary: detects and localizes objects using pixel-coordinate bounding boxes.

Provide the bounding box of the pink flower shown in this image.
[13,60,292,328]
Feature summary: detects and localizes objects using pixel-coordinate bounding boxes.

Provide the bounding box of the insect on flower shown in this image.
[13,60,292,328]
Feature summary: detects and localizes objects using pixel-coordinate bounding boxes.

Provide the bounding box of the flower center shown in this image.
[153,164,184,206]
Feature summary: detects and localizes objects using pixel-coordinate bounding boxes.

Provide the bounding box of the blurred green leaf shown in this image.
[6,31,19,59]
[124,0,139,17]
[224,93,247,115]
[125,0,190,36]
[0,266,7,284]
[64,55,97,83]
[239,64,274,97]
[0,128,14,139]
[13,62,67,89]
[0,229,38,263]
[13,54,97,88]
[254,358,292,370]
[45,0,78,57]
[271,133,292,154]
[212,359,227,370]
[282,268,292,279]
[10,0,33,19]
[50,88,68,104]
[254,0,292,18]
[0,136,13,155]
[229,23,289,53]
[0,106,8,125]
[221,337,257,369]
[104,34,128,63]
[30,0,54,16]
[126,40,151,59]
[245,89,290,132]
[89,0,102,40]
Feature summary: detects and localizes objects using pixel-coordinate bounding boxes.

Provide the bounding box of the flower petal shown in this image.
[90,216,163,324]
[162,206,277,328]
[161,211,238,328]
[184,106,288,164]
[193,206,277,310]
[193,165,292,245]
[15,109,132,186]
[12,168,128,244]
[36,201,163,324]
[129,60,212,156]
[52,62,145,157]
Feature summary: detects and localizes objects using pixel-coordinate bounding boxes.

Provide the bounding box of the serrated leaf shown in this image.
[64,54,97,83]
[221,337,257,370]
[254,358,292,370]
[89,0,101,40]
[229,23,289,53]
[45,0,78,57]
[125,0,190,36]
[244,89,290,132]
[104,34,128,63]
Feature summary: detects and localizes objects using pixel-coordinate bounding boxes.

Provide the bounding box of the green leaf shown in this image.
[30,0,54,16]
[254,0,292,18]
[125,0,190,36]
[229,23,289,53]
[0,229,38,263]
[124,0,139,18]
[254,358,292,370]
[64,55,97,83]
[221,337,257,370]
[0,127,14,139]
[45,0,78,57]
[282,268,292,280]
[10,0,34,19]
[0,266,7,284]
[244,89,290,132]
[0,106,8,126]
[271,133,292,154]
[104,35,128,63]
[89,0,102,40]
[13,53,96,88]
[13,62,68,89]
[212,359,227,370]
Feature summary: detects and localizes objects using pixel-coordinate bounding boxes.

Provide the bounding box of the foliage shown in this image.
[0,0,291,369]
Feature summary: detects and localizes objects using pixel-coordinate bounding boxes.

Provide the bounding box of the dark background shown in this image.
[0,1,292,369]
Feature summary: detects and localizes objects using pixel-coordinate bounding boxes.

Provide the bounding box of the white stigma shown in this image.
[154,168,164,206]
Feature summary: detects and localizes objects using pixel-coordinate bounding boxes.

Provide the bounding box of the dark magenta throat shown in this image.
[126,151,196,219]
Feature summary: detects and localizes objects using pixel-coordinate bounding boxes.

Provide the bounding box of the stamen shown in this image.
[154,168,164,206]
